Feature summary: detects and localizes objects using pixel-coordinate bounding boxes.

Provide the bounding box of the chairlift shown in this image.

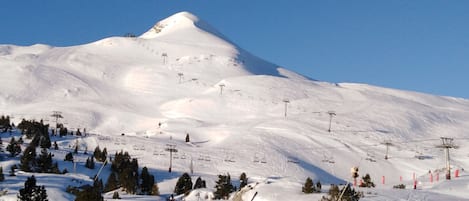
[287,157,299,164]
[253,157,259,163]
[204,156,211,162]
[198,155,205,161]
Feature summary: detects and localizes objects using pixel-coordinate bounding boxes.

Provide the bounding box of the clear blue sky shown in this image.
[1,1,469,98]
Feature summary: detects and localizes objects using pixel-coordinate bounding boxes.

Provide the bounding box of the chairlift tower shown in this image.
[162,53,168,64]
[327,111,336,132]
[436,137,457,180]
[382,141,393,160]
[219,84,225,96]
[50,111,63,135]
[283,99,290,118]
[165,144,178,172]
[178,73,184,84]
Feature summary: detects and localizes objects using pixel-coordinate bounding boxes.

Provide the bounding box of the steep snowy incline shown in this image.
[1,11,469,201]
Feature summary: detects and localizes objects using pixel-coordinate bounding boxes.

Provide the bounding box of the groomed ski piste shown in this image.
[1,11,469,200]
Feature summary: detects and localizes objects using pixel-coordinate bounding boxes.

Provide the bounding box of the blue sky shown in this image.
[1,1,469,98]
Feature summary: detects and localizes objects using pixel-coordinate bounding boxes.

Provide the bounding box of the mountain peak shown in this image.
[139,11,226,41]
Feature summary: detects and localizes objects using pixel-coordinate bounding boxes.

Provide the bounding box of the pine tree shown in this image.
[10,165,17,176]
[64,152,74,162]
[359,174,375,188]
[6,137,22,157]
[302,177,315,194]
[51,162,60,174]
[104,172,119,192]
[101,148,107,162]
[120,158,139,194]
[112,191,120,199]
[140,167,154,195]
[316,181,322,192]
[151,184,160,196]
[85,157,95,169]
[0,166,4,182]
[213,174,235,199]
[75,180,104,201]
[193,177,206,189]
[174,172,192,195]
[74,143,79,154]
[93,146,102,162]
[36,148,52,173]
[239,172,248,189]
[18,175,48,201]
[20,144,37,172]
[185,133,190,143]
[320,184,362,201]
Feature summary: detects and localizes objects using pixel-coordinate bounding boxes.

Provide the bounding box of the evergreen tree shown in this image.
[185,133,190,143]
[320,184,362,201]
[120,158,139,194]
[112,191,120,199]
[53,141,58,150]
[174,172,192,195]
[104,172,119,192]
[64,152,74,162]
[239,172,248,189]
[93,146,102,162]
[10,165,17,176]
[213,174,235,200]
[18,175,48,201]
[140,167,154,195]
[6,137,21,157]
[101,148,107,161]
[151,183,160,196]
[51,162,60,174]
[85,157,95,169]
[193,177,206,189]
[316,181,322,192]
[74,143,79,154]
[359,174,375,188]
[0,166,4,181]
[59,127,67,137]
[302,177,315,194]
[36,148,53,173]
[39,135,51,149]
[75,180,104,201]
[20,144,37,172]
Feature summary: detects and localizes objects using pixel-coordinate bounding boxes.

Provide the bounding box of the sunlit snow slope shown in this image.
[2,11,469,200]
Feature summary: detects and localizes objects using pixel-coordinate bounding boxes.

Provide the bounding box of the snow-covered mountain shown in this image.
[2,11,469,200]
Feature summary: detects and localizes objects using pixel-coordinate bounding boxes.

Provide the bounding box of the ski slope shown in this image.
[1,11,469,200]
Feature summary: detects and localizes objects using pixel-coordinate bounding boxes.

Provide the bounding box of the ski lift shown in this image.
[253,153,260,163]
[260,153,267,163]
[365,150,377,162]
[198,154,205,161]
[205,156,211,162]
[287,156,299,164]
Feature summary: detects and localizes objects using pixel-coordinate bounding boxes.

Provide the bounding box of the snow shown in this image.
[2,11,469,200]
